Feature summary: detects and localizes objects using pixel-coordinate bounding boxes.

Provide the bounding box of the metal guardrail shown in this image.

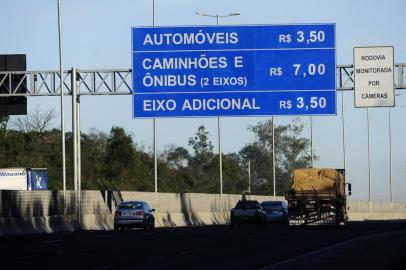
[0,65,405,97]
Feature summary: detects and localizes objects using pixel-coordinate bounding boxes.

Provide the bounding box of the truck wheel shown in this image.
[335,210,343,226]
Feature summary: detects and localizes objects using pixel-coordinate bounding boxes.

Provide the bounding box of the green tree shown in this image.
[188,125,214,168]
[162,144,191,169]
[80,129,108,190]
[239,144,273,194]
[0,115,9,134]
[240,118,314,195]
[104,127,136,190]
[219,153,245,194]
[187,125,217,192]
[0,116,10,164]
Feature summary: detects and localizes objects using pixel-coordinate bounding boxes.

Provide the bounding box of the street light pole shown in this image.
[248,159,251,194]
[388,107,392,203]
[215,16,222,195]
[57,0,67,212]
[367,108,372,205]
[152,0,158,194]
[272,116,276,198]
[195,11,240,195]
[341,91,346,171]
[310,116,314,168]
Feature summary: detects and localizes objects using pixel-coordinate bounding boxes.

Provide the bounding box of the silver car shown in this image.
[114,201,155,231]
[261,201,289,225]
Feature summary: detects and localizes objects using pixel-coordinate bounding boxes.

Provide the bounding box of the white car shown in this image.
[230,200,266,228]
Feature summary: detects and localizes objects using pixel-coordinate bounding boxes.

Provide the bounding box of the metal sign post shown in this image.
[57,0,67,216]
[152,0,158,194]
[353,46,395,206]
[248,159,251,194]
[195,12,240,195]
[310,116,314,168]
[272,116,276,198]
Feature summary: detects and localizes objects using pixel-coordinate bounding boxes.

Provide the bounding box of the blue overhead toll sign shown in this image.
[132,24,336,118]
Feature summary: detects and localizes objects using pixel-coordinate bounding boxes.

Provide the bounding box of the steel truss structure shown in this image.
[1,64,404,223]
[0,64,405,97]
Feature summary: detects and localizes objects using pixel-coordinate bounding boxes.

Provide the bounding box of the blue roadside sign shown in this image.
[27,169,48,190]
[132,24,336,117]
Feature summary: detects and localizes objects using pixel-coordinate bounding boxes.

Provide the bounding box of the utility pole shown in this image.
[152,0,158,193]
[195,11,240,195]
[57,0,67,215]
[248,160,251,194]
[272,116,276,198]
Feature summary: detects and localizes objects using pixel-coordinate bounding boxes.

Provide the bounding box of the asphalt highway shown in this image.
[1,221,405,270]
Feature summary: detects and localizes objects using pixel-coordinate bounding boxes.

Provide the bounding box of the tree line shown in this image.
[0,110,314,195]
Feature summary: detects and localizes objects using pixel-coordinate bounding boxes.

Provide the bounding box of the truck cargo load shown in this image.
[292,168,345,195]
[285,168,350,225]
[0,168,48,190]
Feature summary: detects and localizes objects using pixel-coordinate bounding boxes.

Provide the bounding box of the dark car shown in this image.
[230,200,266,228]
[114,201,155,231]
[261,201,289,225]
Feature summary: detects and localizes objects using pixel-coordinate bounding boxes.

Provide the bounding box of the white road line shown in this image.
[44,239,63,244]
[260,229,406,270]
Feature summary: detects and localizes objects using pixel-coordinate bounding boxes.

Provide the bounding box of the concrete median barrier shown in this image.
[1,190,406,236]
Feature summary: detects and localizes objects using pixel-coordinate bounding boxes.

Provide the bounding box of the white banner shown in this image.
[353,46,395,107]
[0,168,27,190]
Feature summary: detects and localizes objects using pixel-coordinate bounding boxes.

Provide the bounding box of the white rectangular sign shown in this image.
[353,46,395,107]
[0,168,27,190]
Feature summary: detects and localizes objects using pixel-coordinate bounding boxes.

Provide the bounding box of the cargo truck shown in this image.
[285,168,351,225]
[0,168,48,190]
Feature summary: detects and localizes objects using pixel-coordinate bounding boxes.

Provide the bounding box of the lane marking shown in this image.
[44,240,63,244]
[260,229,406,270]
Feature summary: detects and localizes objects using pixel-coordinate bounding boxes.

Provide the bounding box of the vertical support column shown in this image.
[388,108,392,203]
[77,90,82,225]
[152,0,158,194]
[216,15,223,195]
[341,91,346,171]
[71,67,78,223]
[398,64,404,88]
[367,108,372,211]
[272,116,276,199]
[218,117,223,195]
[248,159,251,194]
[310,116,314,168]
[57,0,67,216]
[153,119,157,193]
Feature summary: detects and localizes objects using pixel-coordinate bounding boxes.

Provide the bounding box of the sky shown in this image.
[1,0,406,202]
